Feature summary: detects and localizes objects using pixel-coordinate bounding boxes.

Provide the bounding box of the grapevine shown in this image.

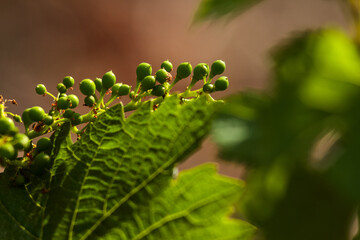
[0,60,229,184]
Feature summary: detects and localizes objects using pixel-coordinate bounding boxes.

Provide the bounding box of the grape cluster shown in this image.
[0,60,229,185]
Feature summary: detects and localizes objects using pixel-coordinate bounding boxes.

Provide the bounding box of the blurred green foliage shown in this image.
[195,0,360,238]
[212,28,360,239]
[193,0,263,23]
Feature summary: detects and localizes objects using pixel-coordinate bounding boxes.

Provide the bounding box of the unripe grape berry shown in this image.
[37,137,52,152]
[68,94,79,109]
[35,84,47,95]
[193,63,209,81]
[24,140,33,152]
[118,84,131,96]
[8,127,18,136]
[155,69,171,84]
[0,143,15,159]
[161,60,173,72]
[31,152,50,175]
[29,106,45,122]
[22,108,33,126]
[57,97,70,110]
[210,60,226,78]
[79,79,96,96]
[15,175,26,186]
[129,91,135,99]
[57,83,67,94]
[111,83,122,96]
[84,95,95,107]
[136,63,152,82]
[214,76,229,91]
[176,62,192,80]
[141,76,156,92]
[63,76,75,89]
[0,117,15,135]
[59,93,67,98]
[13,133,30,150]
[152,85,166,97]
[13,115,22,123]
[63,109,74,118]
[203,83,215,93]
[71,113,82,125]
[94,78,102,92]
[102,71,116,89]
[44,115,54,125]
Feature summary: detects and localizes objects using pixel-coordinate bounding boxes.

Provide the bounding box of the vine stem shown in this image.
[96,89,106,109]
[122,89,201,112]
[45,91,57,101]
[0,104,5,118]
[26,89,205,139]
[105,95,118,107]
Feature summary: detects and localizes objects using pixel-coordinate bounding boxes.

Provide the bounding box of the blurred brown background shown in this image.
[0,0,349,177]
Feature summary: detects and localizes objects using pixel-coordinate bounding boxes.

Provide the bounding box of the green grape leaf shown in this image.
[0,122,73,240]
[0,167,42,240]
[193,0,263,23]
[25,122,72,208]
[104,163,256,240]
[42,95,215,239]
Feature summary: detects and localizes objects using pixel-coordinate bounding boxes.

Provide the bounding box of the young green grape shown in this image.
[0,143,15,159]
[94,78,102,92]
[118,84,131,96]
[35,84,47,95]
[136,63,152,82]
[141,76,156,92]
[63,109,74,118]
[30,152,50,175]
[0,117,15,135]
[193,63,209,81]
[43,115,54,125]
[59,93,67,98]
[63,76,75,89]
[12,133,30,150]
[29,106,45,122]
[203,83,215,93]
[84,95,96,107]
[57,83,67,94]
[22,108,33,126]
[161,60,173,72]
[102,71,116,89]
[129,91,135,99]
[176,62,192,80]
[71,113,82,125]
[36,137,52,152]
[152,85,166,97]
[57,97,70,110]
[155,69,171,84]
[68,94,79,109]
[111,83,122,96]
[214,76,229,91]
[210,60,226,79]
[79,79,96,96]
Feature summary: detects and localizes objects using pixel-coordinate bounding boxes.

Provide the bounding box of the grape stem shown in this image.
[45,91,57,101]
[96,89,106,108]
[105,95,118,107]
[0,104,5,118]
[26,88,205,139]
